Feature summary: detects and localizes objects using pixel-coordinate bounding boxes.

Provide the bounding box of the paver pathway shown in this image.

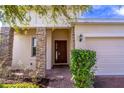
[46,66,74,88]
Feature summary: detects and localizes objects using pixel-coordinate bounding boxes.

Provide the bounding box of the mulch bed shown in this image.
[22,77,49,88]
[5,69,50,88]
[36,78,49,88]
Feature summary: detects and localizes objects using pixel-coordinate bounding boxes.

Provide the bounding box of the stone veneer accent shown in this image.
[8,28,14,66]
[0,27,14,67]
[71,27,75,49]
[36,27,46,77]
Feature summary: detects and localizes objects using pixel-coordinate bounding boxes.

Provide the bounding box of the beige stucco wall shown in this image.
[12,30,36,70]
[2,12,71,28]
[46,29,52,69]
[74,24,124,49]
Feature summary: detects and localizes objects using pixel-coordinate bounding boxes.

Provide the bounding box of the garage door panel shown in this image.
[97,55,124,58]
[97,57,124,63]
[86,37,124,75]
[97,53,124,56]
[96,63,124,68]
[86,37,124,45]
[95,69,124,75]
[87,47,124,53]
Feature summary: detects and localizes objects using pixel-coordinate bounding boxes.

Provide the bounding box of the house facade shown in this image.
[2,13,124,77]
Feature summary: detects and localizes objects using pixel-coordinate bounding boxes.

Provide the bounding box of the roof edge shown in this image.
[72,18,124,24]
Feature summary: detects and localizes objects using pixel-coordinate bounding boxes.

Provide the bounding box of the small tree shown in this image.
[0,5,90,30]
[70,49,96,88]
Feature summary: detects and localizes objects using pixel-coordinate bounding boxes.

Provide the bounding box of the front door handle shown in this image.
[58,52,60,56]
[56,51,58,60]
[58,52,61,56]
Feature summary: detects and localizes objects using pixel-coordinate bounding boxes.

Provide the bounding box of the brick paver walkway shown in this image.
[46,66,74,88]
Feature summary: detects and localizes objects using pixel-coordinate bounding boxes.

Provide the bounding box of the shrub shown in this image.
[0,83,39,88]
[70,49,96,88]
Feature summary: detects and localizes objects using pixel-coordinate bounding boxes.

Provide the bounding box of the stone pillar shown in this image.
[36,27,46,77]
[7,28,14,66]
[0,27,14,67]
[71,27,75,49]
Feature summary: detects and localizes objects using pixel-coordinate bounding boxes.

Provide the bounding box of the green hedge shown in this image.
[70,49,96,88]
[0,83,39,88]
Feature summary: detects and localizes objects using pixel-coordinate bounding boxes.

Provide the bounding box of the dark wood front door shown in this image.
[55,40,67,63]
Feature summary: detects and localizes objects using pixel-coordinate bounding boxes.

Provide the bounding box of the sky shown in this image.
[81,5,124,19]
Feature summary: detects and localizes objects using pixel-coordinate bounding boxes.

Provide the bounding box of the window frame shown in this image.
[31,37,36,57]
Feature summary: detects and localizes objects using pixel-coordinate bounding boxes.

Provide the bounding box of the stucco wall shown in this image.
[74,24,124,49]
[46,29,52,69]
[12,30,36,70]
[2,12,71,28]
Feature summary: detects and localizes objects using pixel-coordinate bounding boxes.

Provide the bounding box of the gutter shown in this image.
[71,18,124,25]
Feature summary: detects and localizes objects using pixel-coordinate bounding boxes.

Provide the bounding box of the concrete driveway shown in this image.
[94,75,124,88]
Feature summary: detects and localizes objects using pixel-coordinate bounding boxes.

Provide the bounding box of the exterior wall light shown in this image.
[79,34,83,42]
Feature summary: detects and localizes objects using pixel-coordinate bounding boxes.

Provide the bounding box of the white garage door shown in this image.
[85,37,124,75]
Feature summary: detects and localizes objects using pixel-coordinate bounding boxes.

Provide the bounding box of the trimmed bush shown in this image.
[0,83,39,88]
[70,49,96,88]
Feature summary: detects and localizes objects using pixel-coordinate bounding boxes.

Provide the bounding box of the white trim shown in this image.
[31,37,36,57]
[72,18,124,25]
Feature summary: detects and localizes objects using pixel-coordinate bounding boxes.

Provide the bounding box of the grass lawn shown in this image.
[0,82,40,88]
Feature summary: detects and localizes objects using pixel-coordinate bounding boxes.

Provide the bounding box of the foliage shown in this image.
[70,49,96,88]
[0,82,39,88]
[0,5,90,30]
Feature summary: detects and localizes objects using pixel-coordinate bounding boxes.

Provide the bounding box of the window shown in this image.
[32,37,36,56]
